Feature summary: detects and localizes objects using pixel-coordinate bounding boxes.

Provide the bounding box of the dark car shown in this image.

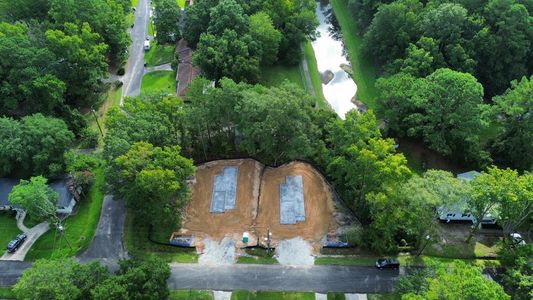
[375,258,400,269]
[7,234,27,253]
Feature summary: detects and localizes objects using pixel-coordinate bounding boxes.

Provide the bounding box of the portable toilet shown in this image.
[242,232,249,244]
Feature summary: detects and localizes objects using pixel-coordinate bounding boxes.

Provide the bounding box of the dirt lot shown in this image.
[180,159,262,248]
[180,159,337,251]
[255,162,337,248]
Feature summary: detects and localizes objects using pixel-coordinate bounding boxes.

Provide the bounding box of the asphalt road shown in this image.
[77,195,127,269]
[122,0,150,101]
[0,262,31,286]
[168,264,402,293]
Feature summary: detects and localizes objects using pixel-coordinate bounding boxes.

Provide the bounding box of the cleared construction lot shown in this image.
[180,159,337,251]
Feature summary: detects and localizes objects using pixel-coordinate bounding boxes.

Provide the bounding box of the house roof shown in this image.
[0,178,20,207]
[457,171,481,181]
[49,177,74,208]
[0,176,74,209]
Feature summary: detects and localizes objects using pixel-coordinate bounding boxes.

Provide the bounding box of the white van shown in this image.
[143,40,150,51]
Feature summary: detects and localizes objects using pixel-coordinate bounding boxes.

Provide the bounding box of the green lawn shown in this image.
[169,290,214,300]
[145,43,176,67]
[315,255,500,269]
[0,287,15,299]
[231,291,315,300]
[236,248,278,264]
[330,0,379,110]
[327,293,346,300]
[303,41,327,109]
[367,294,399,300]
[124,210,198,263]
[0,212,22,251]
[141,71,176,94]
[259,65,305,91]
[25,167,105,260]
[132,0,139,7]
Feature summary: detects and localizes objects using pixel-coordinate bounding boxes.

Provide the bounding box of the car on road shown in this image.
[144,40,150,51]
[7,234,27,253]
[375,258,400,269]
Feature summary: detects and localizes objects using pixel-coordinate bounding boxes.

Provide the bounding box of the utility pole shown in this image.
[417,235,431,256]
[91,108,104,137]
[58,223,73,251]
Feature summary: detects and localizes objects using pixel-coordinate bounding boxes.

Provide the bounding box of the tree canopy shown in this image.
[8,176,58,222]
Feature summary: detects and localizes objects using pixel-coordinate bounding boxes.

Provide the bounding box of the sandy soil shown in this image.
[180,159,262,248]
[181,159,337,252]
[255,162,337,248]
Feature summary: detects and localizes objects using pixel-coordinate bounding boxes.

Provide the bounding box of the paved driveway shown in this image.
[77,195,127,269]
[0,222,50,261]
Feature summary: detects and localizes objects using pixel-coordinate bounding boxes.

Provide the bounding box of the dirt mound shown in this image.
[181,159,262,246]
[255,162,337,248]
[181,159,338,252]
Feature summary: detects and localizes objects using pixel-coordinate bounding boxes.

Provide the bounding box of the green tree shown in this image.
[45,22,108,107]
[104,93,186,160]
[14,259,82,300]
[498,244,533,300]
[8,176,58,222]
[21,114,75,176]
[236,82,317,164]
[0,22,66,117]
[49,0,130,64]
[2,0,49,21]
[367,170,468,253]
[114,256,171,300]
[475,0,533,95]
[491,76,533,171]
[0,117,23,176]
[263,0,318,64]
[362,0,422,66]
[109,142,195,226]
[153,0,181,44]
[347,0,394,32]
[91,277,130,300]
[193,29,261,83]
[376,72,417,134]
[402,261,510,299]
[182,0,218,46]
[325,110,411,223]
[466,166,525,242]
[249,11,282,66]
[207,0,249,36]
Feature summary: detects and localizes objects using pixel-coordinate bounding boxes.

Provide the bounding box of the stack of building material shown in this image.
[279,176,305,225]
[210,167,239,213]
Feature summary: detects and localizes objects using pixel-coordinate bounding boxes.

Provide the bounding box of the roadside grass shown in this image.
[259,64,305,91]
[237,248,278,264]
[132,0,139,8]
[303,41,327,109]
[0,287,15,299]
[124,211,198,263]
[149,18,155,36]
[141,70,176,94]
[231,291,315,300]
[25,167,105,260]
[85,84,122,145]
[315,254,500,269]
[145,43,176,66]
[330,0,379,110]
[169,290,214,300]
[327,292,346,300]
[0,212,22,252]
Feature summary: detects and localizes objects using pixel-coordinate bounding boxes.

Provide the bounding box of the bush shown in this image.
[80,128,99,148]
[117,67,125,76]
[345,225,363,246]
[114,80,123,88]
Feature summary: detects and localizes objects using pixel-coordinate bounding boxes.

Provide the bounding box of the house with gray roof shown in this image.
[0,176,78,215]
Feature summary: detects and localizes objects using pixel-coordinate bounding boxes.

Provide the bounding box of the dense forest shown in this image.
[0,0,131,176]
[348,0,533,171]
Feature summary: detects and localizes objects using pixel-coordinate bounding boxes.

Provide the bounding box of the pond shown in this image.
[311,0,358,118]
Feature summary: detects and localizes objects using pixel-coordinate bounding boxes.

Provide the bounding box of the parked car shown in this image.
[7,234,27,253]
[375,258,400,269]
